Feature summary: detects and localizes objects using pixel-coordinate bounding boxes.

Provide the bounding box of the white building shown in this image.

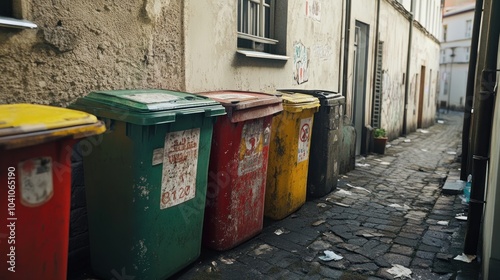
[439,2,475,111]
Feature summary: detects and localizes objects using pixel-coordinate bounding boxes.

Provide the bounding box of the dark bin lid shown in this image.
[69,89,226,125]
[196,90,283,123]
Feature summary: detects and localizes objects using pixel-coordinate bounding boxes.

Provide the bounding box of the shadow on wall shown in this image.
[339,115,356,174]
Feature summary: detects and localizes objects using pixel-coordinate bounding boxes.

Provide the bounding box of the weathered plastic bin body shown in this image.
[265,92,320,220]
[70,89,225,280]
[0,104,104,280]
[196,90,282,250]
[279,89,345,197]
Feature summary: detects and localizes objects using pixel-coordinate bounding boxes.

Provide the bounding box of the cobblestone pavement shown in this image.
[174,112,481,280]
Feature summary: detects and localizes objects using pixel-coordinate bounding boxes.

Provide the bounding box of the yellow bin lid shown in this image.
[0,104,106,149]
[276,91,320,113]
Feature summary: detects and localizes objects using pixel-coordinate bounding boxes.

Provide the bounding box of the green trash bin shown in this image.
[70,89,225,280]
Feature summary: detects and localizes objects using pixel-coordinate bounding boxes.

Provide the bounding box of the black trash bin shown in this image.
[278,89,345,197]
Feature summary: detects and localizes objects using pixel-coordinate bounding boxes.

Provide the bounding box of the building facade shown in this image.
[438,2,475,111]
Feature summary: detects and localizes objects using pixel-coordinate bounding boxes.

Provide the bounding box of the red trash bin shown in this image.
[196,91,282,250]
[0,104,105,280]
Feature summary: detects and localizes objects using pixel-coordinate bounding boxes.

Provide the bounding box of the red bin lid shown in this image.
[196,90,283,123]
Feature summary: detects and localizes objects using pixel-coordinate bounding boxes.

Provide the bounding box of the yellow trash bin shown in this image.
[265,92,320,220]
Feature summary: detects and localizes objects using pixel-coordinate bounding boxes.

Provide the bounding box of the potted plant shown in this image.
[373,128,388,154]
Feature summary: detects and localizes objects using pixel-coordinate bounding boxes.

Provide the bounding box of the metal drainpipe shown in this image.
[460,0,484,181]
[464,0,500,255]
[342,0,352,99]
[447,47,456,113]
[338,0,345,94]
[402,0,415,136]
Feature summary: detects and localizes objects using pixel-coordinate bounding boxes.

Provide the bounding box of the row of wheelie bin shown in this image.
[0,88,344,280]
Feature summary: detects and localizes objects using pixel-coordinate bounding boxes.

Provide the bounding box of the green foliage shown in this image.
[374,128,386,138]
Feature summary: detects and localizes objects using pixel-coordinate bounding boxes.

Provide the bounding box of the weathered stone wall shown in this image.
[0,0,184,107]
[1,1,185,277]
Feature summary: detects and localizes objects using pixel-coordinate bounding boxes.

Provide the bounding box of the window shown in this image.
[465,19,472,38]
[440,50,446,63]
[465,47,470,62]
[442,24,447,42]
[0,0,37,29]
[237,0,287,60]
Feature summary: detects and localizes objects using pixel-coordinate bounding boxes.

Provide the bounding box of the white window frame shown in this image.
[465,19,472,38]
[465,47,470,62]
[0,0,36,29]
[237,0,278,49]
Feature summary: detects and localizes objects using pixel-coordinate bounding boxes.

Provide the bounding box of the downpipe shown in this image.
[464,0,500,254]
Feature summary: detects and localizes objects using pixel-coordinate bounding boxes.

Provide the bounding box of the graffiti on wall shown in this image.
[312,44,332,61]
[305,0,321,21]
[381,70,404,137]
[293,41,309,84]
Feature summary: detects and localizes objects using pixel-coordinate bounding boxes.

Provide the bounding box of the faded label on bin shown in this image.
[121,93,179,104]
[208,93,255,101]
[297,117,312,163]
[18,157,54,207]
[160,128,200,209]
[238,119,266,176]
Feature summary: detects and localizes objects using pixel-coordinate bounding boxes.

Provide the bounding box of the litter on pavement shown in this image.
[437,221,449,226]
[318,250,343,261]
[386,264,412,278]
[274,228,289,235]
[453,253,477,263]
[335,189,353,196]
[346,183,371,193]
[455,213,468,221]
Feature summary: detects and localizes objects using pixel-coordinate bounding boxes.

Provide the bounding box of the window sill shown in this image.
[237,49,289,61]
[0,16,37,29]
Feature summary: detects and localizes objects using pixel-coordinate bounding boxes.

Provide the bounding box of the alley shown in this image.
[174,112,480,280]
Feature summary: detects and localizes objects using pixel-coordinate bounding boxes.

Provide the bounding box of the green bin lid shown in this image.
[195,90,283,123]
[70,89,226,125]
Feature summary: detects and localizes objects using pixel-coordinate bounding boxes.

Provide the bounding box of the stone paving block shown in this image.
[416,250,435,260]
[418,244,442,253]
[382,253,412,267]
[411,257,433,268]
[389,244,414,256]
[318,266,343,279]
[269,256,301,270]
[411,268,454,280]
[348,238,369,246]
[375,225,401,233]
[343,253,371,264]
[280,230,316,246]
[308,239,333,251]
[394,237,419,247]
[336,242,361,253]
[349,262,379,275]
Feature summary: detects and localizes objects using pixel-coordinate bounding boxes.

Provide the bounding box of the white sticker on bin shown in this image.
[238,119,265,176]
[297,117,313,163]
[160,128,200,209]
[19,157,54,207]
[120,93,179,104]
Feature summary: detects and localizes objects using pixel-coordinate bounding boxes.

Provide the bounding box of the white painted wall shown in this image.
[183,1,343,94]
[438,5,474,109]
[183,0,441,141]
